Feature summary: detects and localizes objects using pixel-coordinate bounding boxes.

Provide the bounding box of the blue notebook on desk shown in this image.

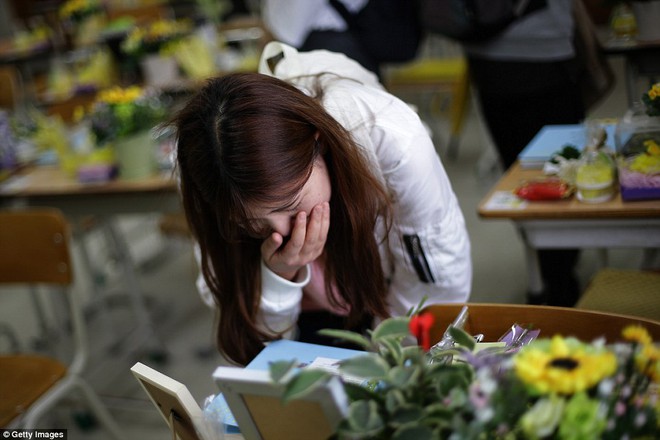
[518,124,616,169]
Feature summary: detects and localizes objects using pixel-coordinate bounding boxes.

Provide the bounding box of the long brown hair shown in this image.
[173,72,392,364]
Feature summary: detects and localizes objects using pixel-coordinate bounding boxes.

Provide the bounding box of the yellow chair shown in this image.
[385,58,470,159]
[576,268,660,322]
[0,209,124,438]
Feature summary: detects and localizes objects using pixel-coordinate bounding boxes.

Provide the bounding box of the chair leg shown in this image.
[72,377,125,440]
[20,376,125,440]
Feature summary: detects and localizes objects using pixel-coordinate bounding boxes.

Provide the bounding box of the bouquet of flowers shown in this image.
[59,0,104,24]
[87,85,166,145]
[270,310,659,439]
[121,18,192,58]
[642,83,660,117]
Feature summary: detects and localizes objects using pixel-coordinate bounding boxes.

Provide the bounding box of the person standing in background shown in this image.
[261,0,379,75]
[463,0,584,307]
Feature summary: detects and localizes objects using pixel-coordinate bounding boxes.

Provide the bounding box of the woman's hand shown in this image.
[261,202,330,281]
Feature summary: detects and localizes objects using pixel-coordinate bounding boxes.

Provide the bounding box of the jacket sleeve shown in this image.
[193,243,310,339]
[258,261,310,339]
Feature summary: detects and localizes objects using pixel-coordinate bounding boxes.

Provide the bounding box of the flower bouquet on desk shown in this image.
[121,19,192,87]
[59,0,107,47]
[270,305,659,439]
[86,85,166,181]
[615,82,660,201]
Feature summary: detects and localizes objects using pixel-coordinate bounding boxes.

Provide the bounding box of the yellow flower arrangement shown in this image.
[88,86,165,145]
[643,82,660,116]
[273,316,659,439]
[121,19,192,58]
[59,0,104,23]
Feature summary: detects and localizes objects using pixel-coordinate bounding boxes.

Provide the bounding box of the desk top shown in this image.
[0,165,177,198]
[478,162,660,220]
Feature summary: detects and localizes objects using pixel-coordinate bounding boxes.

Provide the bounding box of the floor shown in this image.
[2,52,651,439]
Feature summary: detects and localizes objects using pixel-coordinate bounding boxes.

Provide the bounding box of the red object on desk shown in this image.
[514,178,573,201]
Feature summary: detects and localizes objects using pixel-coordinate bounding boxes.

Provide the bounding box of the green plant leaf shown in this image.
[268,359,296,383]
[406,295,428,316]
[371,317,411,342]
[379,338,403,364]
[343,381,382,403]
[340,354,390,379]
[448,326,476,351]
[385,389,406,414]
[386,365,420,389]
[390,405,424,427]
[317,328,371,349]
[281,369,330,403]
[347,400,385,434]
[392,424,434,440]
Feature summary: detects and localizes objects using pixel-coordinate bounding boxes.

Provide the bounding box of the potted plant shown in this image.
[270,311,659,439]
[59,0,107,47]
[615,82,660,200]
[121,18,192,87]
[87,85,166,180]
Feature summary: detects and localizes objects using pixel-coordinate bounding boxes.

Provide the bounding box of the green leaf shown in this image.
[340,354,390,379]
[281,369,330,403]
[379,338,403,364]
[390,405,424,426]
[343,382,382,403]
[371,317,411,342]
[347,400,385,434]
[386,365,420,389]
[406,295,429,316]
[448,326,476,351]
[317,328,371,349]
[385,389,406,414]
[392,424,434,440]
[268,359,296,383]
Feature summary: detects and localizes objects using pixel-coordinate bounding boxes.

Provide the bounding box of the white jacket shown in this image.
[198,42,472,337]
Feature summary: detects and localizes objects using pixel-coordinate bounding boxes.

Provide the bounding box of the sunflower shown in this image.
[513,336,617,395]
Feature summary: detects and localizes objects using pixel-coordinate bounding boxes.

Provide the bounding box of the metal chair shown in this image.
[0,208,124,438]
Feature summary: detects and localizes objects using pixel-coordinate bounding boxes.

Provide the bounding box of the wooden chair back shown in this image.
[0,209,72,285]
[0,209,123,436]
[106,4,172,24]
[423,303,660,344]
[0,66,21,110]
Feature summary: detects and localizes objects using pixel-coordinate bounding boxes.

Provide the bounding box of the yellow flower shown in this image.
[514,336,617,395]
[643,139,660,156]
[622,325,653,345]
[96,86,143,105]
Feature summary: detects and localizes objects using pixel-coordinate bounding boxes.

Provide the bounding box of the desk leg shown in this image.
[518,227,544,298]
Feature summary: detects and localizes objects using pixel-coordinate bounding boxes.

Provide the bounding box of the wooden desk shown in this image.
[0,165,180,218]
[478,162,660,296]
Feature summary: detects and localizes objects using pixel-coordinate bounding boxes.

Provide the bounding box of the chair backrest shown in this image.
[0,209,72,285]
[0,66,21,110]
[423,303,660,344]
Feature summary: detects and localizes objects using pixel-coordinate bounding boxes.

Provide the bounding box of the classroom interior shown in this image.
[1,1,658,439]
